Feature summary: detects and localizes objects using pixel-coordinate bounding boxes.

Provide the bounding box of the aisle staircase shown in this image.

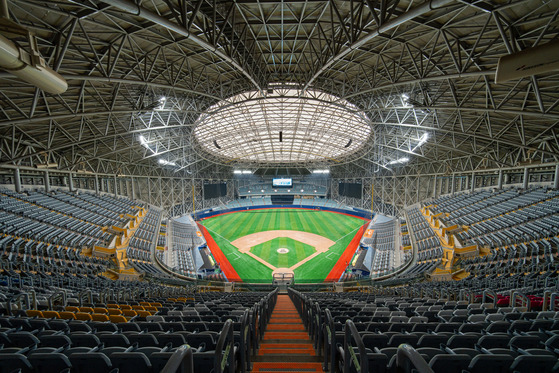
[253,294,323,372]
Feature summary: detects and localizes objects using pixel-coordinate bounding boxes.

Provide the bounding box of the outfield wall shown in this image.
[193,204,374,220]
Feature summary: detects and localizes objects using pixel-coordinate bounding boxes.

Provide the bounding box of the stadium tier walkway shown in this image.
[253,294,323,372]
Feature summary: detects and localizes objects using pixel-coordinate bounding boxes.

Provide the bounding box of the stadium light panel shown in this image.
[158,159,177,166]
[388,157,409,165]
[412,133,429,152]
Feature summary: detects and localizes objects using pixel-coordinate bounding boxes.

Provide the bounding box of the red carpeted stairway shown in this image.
[253,294,323,372]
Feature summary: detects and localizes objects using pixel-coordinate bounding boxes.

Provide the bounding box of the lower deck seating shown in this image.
[292,287,559,373]
[0,287,277,373]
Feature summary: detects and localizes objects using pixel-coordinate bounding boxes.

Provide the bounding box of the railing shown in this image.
[78,289,93,306]
[459,288,475,303]
[48,290,67,310]
[160,344,194,373]
[482,288,498,307]
[214,319,234,373]
[238,309,252,373]
[546,292,559,311]
[342,320,369,373]
[7,293,30,315]
[396,344,434,373]
[323,308,337,373]
[511,291,531,311]
[100,288,115,304]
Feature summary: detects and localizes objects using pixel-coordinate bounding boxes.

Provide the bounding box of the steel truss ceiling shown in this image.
[0,0,557,180]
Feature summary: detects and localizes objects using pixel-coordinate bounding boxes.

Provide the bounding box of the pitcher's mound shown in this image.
[277,248,289,254]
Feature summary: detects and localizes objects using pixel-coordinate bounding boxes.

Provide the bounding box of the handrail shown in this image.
[250,305,260,355]
[238,309,252,373]
[511,291,531,311]
[214,319,234,373]
[7,293,30,315]
[323,308,336,373]
[482,289,498,307]
[459,289,474,303]
[160,344,194,373]
[396,344,434,373]
[78,289,92,306]
[118,288,131,302]
[28,289,37,310]
[48,290,66,310]
[100,288,115,304]
[312,302,322,351]
[343,319,369,373]
[548,292,559,312]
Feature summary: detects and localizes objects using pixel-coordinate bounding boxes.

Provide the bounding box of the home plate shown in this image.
[277,248,289,254]
[272,267,294,277]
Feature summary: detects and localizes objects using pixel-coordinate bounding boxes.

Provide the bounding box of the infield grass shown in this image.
[200,209,365,282]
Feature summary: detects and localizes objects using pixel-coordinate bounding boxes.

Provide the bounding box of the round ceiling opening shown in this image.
[194,86,371,164]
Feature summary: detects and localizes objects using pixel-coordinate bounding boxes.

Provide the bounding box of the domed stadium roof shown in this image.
[0,0,557,178]
[194,86,371,164]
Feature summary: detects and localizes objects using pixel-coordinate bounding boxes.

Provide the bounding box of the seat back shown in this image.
[467,354,514,373]
[69,352,113,373]
[28,353,72,373]
[429,354,470,373]
[110,352,152,373]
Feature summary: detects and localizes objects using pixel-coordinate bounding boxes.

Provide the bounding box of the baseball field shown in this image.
[199,209,366,283]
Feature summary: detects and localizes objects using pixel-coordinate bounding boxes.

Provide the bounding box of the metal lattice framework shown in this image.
[194,86,371,164]
[0,0,558,211]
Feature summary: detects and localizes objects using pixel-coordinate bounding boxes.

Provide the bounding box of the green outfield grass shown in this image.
[200,209,365,282]
[250,237,316,268]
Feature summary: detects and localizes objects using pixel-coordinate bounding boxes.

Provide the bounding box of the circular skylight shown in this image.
[194,86,371,164]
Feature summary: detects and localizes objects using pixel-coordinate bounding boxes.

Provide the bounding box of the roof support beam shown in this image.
[100,0,262,92]
[304,0,456,90]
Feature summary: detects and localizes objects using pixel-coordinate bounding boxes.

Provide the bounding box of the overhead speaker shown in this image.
[279,131,283,142]
[495,40,559,83]
[213,140,221,149]
[345,139,352,148]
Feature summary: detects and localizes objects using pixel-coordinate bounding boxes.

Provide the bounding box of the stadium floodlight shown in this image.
[312,169,330,174]
[158,159,177,166]
[412,133,429,152]
[401,93,411,107]
[388,157,409,165]
[139,135,148,147]
[156,96,166,110]
[233,169,252,174]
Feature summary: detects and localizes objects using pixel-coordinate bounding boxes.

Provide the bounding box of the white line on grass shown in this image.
[334,226,362,244]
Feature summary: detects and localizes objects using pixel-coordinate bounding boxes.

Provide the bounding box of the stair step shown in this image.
[253,355,322,363]
[252,362,323,372]
[267,324,304,331]
[263,339,313,344]
[256,295,319,371]
[264,332,310,340]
